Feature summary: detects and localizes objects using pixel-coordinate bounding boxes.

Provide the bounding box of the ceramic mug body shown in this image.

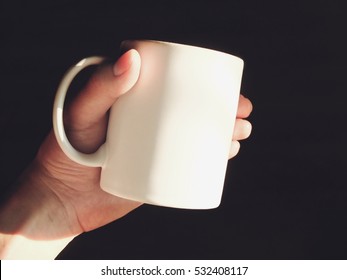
[53,40,244,209]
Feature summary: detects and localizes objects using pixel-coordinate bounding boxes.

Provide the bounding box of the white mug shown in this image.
[53,40,244,209]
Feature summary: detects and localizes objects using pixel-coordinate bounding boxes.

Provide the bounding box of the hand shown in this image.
[33,50,144,237]
[1,49,252,242]
[36,50,252,237]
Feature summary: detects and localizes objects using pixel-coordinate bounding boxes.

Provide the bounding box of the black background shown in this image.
[1,0,346,259]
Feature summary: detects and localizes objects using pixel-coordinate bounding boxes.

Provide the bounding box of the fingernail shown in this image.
[112,50,133,76]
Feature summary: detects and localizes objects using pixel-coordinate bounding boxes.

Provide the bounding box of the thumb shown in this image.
[67,49,141,129]
[65,49,141,152]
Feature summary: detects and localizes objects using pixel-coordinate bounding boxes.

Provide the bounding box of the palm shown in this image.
[36,131,141,235]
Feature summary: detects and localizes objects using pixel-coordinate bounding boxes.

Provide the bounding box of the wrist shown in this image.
[0,160,79,259]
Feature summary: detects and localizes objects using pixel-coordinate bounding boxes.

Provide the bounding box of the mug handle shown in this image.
[53,56,107,167]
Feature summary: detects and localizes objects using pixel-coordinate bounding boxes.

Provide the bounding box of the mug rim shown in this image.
[121,39,244,63]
